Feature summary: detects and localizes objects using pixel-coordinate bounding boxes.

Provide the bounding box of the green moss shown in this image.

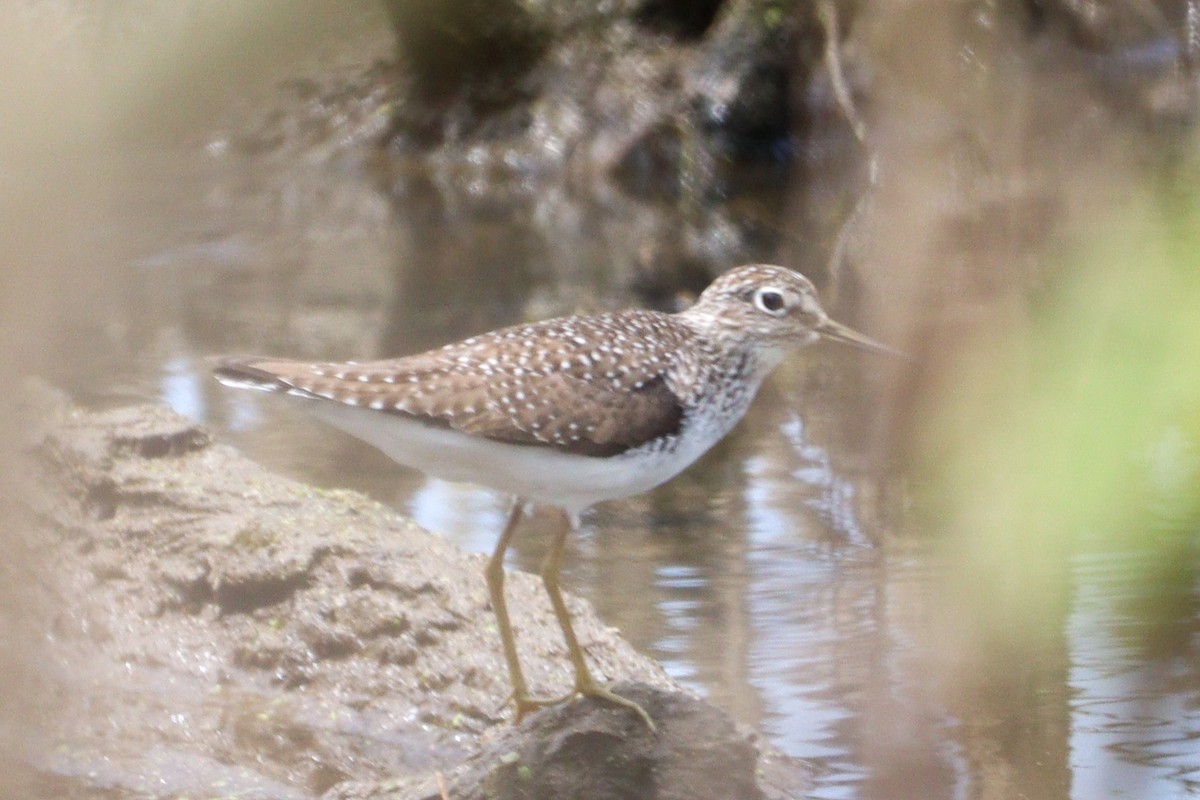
[232,523,277,550]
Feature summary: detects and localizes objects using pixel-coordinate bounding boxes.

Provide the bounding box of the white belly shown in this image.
[301,395,750,514]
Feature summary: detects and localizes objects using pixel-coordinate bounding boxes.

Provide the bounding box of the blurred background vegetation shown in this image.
[925,166,1200,691]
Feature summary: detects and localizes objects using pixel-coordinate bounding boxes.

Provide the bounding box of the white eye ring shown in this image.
[753,287,787,316]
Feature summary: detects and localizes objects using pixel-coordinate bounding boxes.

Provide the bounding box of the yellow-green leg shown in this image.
[485,500,569,721]
[539,514,656,730]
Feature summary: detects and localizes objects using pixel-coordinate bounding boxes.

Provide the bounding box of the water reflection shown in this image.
[15,1,1200,798]
[1069,551,1200,798]
[160,356,205,422]
[64,133,1199,800]
[135,186,1196,800]
[778,414,873,546]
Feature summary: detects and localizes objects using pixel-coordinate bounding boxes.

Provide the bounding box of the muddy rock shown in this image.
[370,0,822,286]
[382,0,817,172]
[333,683,806,800]
[20,397,809,798]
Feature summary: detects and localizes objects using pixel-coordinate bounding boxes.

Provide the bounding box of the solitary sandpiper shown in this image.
[213,264,901,729]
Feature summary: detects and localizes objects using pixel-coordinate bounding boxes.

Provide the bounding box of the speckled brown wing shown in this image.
[213,310,695,458]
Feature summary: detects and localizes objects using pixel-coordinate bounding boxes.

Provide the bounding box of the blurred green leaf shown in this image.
[923,177,1200,648]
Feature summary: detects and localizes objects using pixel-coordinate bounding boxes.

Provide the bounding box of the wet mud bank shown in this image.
[20,392,806,799]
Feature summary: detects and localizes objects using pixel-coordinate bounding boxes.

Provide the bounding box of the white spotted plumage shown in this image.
[213,265,879,512]
[212,264,904,725]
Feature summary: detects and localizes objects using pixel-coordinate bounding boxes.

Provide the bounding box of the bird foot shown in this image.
[507,683,655,731]
[574,680,657,731]
[512,690,575,721]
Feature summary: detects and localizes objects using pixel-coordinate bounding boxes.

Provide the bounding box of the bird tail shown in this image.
[210,356,293,393]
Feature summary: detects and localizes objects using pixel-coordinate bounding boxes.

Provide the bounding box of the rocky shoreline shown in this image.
[20,392,807,798]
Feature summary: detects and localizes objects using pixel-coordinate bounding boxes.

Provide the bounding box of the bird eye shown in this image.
[754,288,786,315]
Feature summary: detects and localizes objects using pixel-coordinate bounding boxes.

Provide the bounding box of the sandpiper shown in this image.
[213,264,901,728]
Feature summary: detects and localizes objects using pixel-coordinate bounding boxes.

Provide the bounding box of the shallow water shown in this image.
[10,2,1195,793]
[55,134,1200,798]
